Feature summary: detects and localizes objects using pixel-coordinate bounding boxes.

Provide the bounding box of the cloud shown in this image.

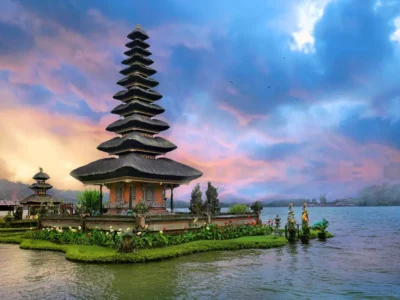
[0,158,16,180]
[218,102,269,126]
[392,16,400,43]
[384,163,400,180]
[313,0,399,88]
[290,0,334,53]
[1,0,400,202]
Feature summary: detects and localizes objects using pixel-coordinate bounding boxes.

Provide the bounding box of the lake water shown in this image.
[0,207,399,300]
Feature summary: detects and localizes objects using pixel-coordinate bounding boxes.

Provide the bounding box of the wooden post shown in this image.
[170,186,174,213]
[128,185,133,210]
[99,184,103,215]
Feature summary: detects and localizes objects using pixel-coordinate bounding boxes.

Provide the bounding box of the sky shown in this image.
[0,0,400,202]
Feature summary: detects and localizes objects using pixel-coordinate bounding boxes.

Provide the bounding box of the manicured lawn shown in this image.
[0,234,25,244]
[0,228,334,264]
[19,235,289,263]
[0,227,32,232]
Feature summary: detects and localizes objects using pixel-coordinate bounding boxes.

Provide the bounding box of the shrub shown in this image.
[228,204,249,214]
[251,201,263,214]
[23,221,275,250]
[133,198,149,215]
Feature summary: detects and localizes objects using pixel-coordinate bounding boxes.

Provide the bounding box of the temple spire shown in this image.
[70,25,202,186]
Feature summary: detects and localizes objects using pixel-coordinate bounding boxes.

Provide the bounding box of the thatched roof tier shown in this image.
[29,183,53,190]
[0,200,21,207]
[117,73,159,89]
[127,25,149,41]
[33,170,50,180]
[120,63,157,77]
[121,54,154,66]
[111,100,165,117]
[19,194,61,205]
[125,39,150,49]
[70,153,203,184]
[124,47,151,57]
[113,86,162,102]
[98,132,177,155]
[106,114,169,134]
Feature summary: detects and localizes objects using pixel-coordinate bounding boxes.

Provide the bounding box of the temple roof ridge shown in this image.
[127,24,149,41]
[97,132,177,154]
[106,114,170,134]
[111,100,165,116]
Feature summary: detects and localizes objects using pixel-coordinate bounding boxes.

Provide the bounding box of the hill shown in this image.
[0,179,110,204]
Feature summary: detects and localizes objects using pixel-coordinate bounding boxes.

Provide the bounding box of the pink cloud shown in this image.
[218,102,269,126]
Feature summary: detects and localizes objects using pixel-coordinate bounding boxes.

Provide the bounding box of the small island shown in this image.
[0,25,332,263]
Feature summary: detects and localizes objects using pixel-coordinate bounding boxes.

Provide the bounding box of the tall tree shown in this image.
[189,183,203,214]
[205,182,221,214]
[319,194,327,204]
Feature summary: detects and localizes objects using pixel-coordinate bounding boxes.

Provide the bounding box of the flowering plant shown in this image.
[133,198,149,215]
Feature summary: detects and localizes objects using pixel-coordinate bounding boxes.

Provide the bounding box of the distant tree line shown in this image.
[1,178,399,207]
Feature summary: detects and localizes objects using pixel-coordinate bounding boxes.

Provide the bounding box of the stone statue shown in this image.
[301,203,310,244]
[286,203,297,243]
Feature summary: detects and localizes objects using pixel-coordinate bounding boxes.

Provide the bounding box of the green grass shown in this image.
[0,227,32,232]
[0,228,334,264]
[0,232,26,237]
[19,235,288,264]
[0,228,28,244]
[0,235,24,244]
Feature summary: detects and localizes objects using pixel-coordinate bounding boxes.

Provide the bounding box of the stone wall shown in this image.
[39,213,259,233]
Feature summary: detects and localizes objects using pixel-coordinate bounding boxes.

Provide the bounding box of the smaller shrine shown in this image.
[20,168,60,217]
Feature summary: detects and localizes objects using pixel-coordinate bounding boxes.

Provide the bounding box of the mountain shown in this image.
[0,179,109,204]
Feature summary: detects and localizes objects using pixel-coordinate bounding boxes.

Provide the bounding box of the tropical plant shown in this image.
[189,183,203,214]
[228,204,249,214]
[77,189,100,215]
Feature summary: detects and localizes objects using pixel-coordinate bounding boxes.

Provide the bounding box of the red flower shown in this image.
[247,216,251,219]
[184,226,187,229]
[87,233,91,237]
[224,222,227,225]
[252,222,256,225]
[229,220,232,223]
[163,227,166,231]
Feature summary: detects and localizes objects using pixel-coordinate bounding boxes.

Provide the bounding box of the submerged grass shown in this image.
[20,235,289,264]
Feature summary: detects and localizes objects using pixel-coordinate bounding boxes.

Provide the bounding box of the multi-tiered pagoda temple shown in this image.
[70,25,202,214]
[20,168,60,216]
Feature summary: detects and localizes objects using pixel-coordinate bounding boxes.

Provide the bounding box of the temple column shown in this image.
[170,186,174,213]
[129,184,133,210]
[99,184,103,215]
